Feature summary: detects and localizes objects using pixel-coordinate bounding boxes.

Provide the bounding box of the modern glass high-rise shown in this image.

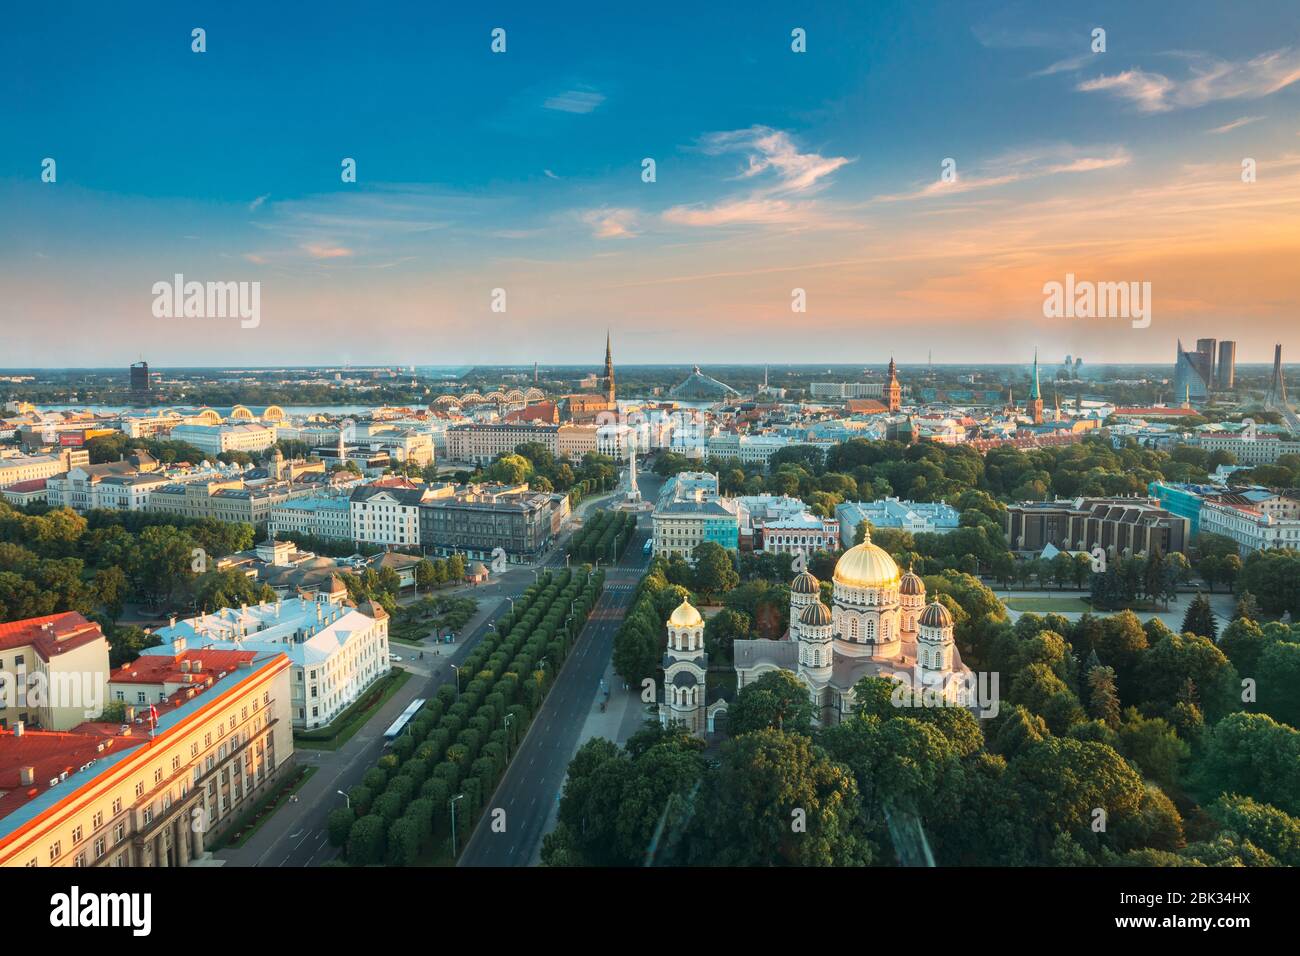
[1216,341,1236,389]
[1174,339,1209,403]
[1194,338,1216,388]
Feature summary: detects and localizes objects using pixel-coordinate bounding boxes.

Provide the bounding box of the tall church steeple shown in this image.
[603,330,616,405]
[1028,349,1044,425]
[885,357,901,412]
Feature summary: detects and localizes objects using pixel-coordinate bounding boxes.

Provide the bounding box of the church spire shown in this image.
[603,330,616,405]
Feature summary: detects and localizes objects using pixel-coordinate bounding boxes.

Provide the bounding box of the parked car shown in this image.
[389,654,403,662]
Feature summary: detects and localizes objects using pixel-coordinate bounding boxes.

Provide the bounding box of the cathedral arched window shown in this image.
[865,619,876,642]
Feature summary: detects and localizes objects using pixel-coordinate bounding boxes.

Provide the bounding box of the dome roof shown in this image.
[919,601,953,628]
[799,601,833,627]
[668,599,703,629]
[900,569,925,595]
[790,570,820,594]
[832,533,900,589]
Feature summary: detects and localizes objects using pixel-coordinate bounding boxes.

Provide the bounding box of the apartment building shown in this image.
[1199,489,1300,554]
[268,493,352,541]
[0,449,85,490]
[350,483,451,547]
[170,423,278,456]
[445,422,559,465]
[0,613,111,732]
[835,498,962,548]
[418,485,559,562]
[148,479,318,525]
[0,649,293,867]
[1189,431,1300,466]
[652,472,739,561]
[557,424,599,460]
[147,593,389,730]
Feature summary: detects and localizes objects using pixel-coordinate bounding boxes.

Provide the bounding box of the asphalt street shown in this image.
[458,520,651,867]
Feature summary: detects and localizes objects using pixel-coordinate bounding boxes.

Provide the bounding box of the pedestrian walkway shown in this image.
[528,657,651,864]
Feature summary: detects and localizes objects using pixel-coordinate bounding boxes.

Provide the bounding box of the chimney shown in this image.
[19,766,34,786]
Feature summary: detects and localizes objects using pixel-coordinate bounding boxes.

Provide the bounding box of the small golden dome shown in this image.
[919,601,953,628]
[832,533,901,589]
[791,570,820,594]
[668,599,703,629]
[900,569,925,596]
[799,601,833,627]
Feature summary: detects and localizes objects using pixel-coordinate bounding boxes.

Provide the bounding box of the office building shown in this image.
[0,648,293,867]
[1216,340,1236,389]
[1003,497,1191,557]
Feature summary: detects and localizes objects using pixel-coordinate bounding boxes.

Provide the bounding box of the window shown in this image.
[49,841,61,862]
[71,825,82,844]
[92,811,103,829]
[113,823,125,843]
[135,782,144,797]
[154,769,163,785]
[94,837,105,859]
[112,797,122,815]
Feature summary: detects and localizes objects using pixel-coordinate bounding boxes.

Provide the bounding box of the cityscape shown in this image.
[1,0,1295,934]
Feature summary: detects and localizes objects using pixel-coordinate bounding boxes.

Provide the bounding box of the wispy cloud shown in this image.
[582,207,638,239]
[1208,115,1264,134]
[543,169,560,180]
[249,194,269,211]
[302,242,353,259]
[698,126,852,194]
[543,89,605,114]
[875,145,1131,202]
[1078,48,1300,112]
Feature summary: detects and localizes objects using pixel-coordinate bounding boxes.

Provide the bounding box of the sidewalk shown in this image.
[527,657,650,864]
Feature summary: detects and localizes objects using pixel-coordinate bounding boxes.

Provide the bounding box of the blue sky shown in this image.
[3,0,1299,367]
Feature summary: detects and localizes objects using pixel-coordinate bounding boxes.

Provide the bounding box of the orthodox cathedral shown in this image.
[659,529,974,735]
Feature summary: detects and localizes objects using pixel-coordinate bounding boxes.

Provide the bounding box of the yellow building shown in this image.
[0,649,293,867]
[0,613,111,732]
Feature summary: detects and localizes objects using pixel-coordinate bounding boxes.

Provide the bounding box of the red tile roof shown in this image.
[0,613,106,662]
[0,728,143,820]
[109,649,258,686]
[1,478,48,493]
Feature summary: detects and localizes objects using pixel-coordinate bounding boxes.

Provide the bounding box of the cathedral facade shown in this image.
[734,530,970,725]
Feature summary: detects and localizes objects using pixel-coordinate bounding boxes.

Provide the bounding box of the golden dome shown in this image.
[668,599,703,629]
[832,534,901,589]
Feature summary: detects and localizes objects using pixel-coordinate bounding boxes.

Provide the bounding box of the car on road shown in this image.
[389,654,403,662]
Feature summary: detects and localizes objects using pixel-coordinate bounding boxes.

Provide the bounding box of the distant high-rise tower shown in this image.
[603,331,616,405]
[1216,341,1236,390]
[1174,339,1209,404]
[129,361,151,405]
[1267,344,1288,406]
[1028,350,1044,425]
[1195,338,1216,388]
[884,358,902,412]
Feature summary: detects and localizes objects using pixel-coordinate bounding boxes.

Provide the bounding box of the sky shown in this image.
[2,0,1299,368]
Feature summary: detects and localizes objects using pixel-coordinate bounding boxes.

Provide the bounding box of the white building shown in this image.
[734,494,839,556]
[268,493,352,541]
[1200,490,1300,554]
[170,423,278,456]
[349,483,444,548]
[836,498,961,548]
[146,593,390,730]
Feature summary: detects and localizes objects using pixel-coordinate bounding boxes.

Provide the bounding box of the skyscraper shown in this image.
[1216,341,1236,390]
[1174,339,1209,404]
[1194,338,1216,388]
[129,361,151,404]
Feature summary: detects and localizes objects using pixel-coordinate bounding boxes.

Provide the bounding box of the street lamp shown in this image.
[503,712,514,757]
[337,790,350,809]
[450,793,466,858]
[450,663,461,701]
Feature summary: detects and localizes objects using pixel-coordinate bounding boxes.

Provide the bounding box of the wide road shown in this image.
[458,520,651,867]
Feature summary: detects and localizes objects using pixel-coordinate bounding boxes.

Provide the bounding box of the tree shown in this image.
[327,807,355,847]
[93,566,128,622]
[1233,591,1262,622]
[1180,592,1218,641]
[346,814,386,864]
[692,542,738,599]
[1086,665,1121,728]
[1116,708,1189,789]
[1194,712,1300,816]
[703,608,749,661]
[685,729,871,866]
[727,670,816,736]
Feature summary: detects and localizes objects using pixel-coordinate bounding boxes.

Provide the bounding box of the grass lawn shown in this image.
[293,669,413,751]
[1003,596,1093,613]
[215,765,317,850]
